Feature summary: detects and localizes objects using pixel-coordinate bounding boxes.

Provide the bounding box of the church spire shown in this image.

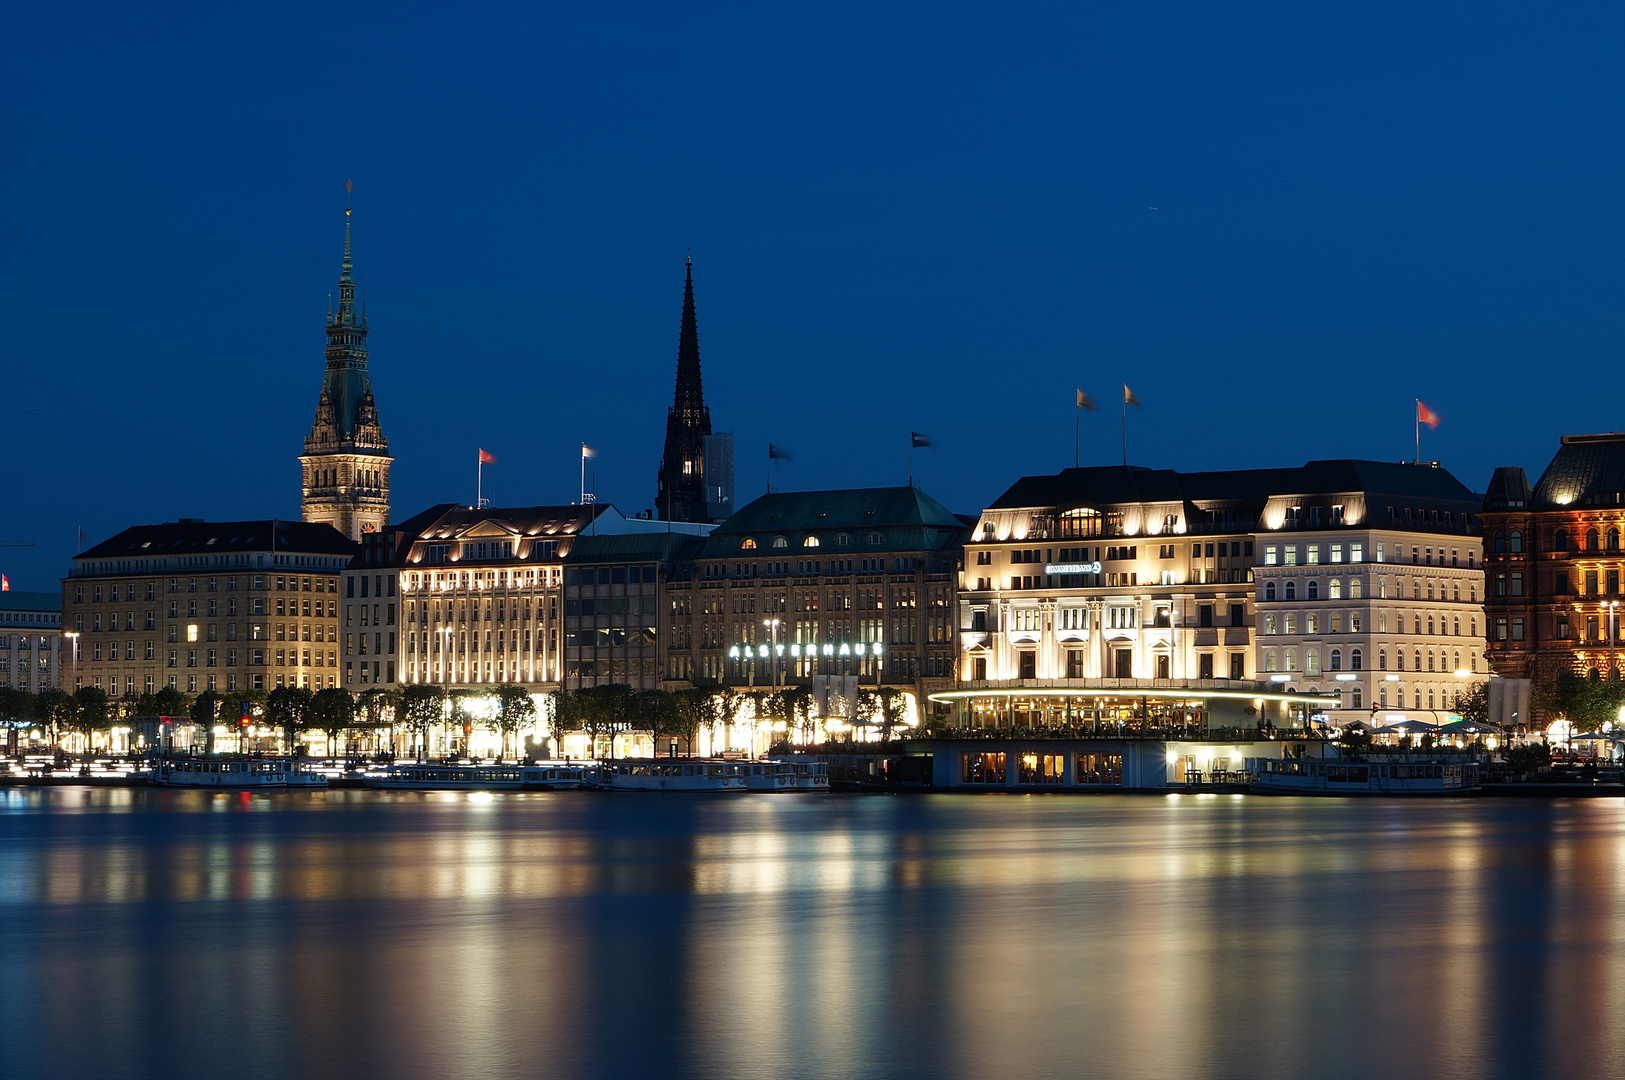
[657,255,716,523]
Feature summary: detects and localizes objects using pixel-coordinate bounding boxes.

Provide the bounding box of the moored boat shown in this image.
[361,762,526,791]
[592,759,746,792]
[1250,757,1479,795]
[764,758,830,791]
[148,755,328,789]
[521,763,592,790]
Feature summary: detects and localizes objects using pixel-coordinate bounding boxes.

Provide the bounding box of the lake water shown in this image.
[2,789,1624,1080]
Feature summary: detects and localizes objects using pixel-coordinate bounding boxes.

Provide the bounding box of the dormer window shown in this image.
[867,532,883,546]
[836,533,851,547]
[740,538,757,550]
[772,536,788,549]
[803,536,820,548]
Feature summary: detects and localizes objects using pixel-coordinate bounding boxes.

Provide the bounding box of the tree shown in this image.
[671,688,707,757]
[1538,670,1625,733]
[1457,682,1490,727]
[219,689,269,752]
[692,685,737,755]
[188,690,222,754]
[358,687,401,755]
[35,688,76,752]
[547,689,581,760]
[875,687,908,742]
[852,690,879,743]
[493,685,537,761]
[309,687,357,759]
[152,685,189,718]
[576,684,632,758]
[72,686,111,757]
[633,689,681,756]
[400,685,447,760]
[0,687,35,724]
[265,685,314,756]
[785,686,817,745]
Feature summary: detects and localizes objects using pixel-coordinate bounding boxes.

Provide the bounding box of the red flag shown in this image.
[1,575,7,592]
[478,448,496,465]
[1416,401,1441,429]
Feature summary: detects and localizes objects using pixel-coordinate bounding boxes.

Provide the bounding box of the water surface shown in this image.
[2,789,1622,1080]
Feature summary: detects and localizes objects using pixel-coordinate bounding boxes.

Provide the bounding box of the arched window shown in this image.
[1350,578,1363,599]
[1414,648,1422,671]
[836,533,850,547]
[1510,530,1523,553]
[867,532,883,546]
[1587,528,1600,551]
[1611,528,1621,552]
[1427,615,1435,635]
[1329,649,1342,671]
[1554,529,1568,552]
[1307,580,1319,600]
[1427,650,1436,672]
[982,522,995,538]
[772,537,788,549]
[1351,687,1362,709]
[803,536,820,548]
[1264,650,1278,672]
[1265,581,1277,601]
[1494,531,1506,553]
[1378,648,1388,671]
[1285,581,1296,601]
[1284,651,1297,672]
[1453,649,1461,672]
[1453,616,1460,636]
[1306,648,1321,675]
[1329,579,1342,599]
[740,538,757,550]
[1351,648,1363,671]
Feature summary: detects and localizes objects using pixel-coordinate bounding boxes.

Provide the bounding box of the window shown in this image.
[1284,581,1296,601]
[1284,546,1298,566]
[1265,581,1277,601]
[1264,546,1278,566]
[1351,648,1362,671]
[1349,578,1362,599]
[1329,579,1342,599]
[1264,649,1277,672]
[867,532,883,545]
[1329,649,1342,671]
[803,536,820,548]
[1307,544,1320,565]
[740,538,757,550]
[1307,581,1319,601]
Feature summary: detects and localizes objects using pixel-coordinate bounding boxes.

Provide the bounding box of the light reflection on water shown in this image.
[3,791,1625,1079]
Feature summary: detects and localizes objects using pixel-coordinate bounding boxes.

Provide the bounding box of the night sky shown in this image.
[4,3,1623,590]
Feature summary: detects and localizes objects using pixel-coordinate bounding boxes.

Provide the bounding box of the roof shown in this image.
[990,460,1479,511]
[405,504,612,542]
[564,532,706,564]
[1525,434,1625,511]
[77,519,357,561]
[1484,467,1533,510]
[700,486,969,557]
[0,591,60,613]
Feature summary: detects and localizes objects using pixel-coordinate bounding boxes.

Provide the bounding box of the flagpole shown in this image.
[1415,401,1420,464]
[580,444,586,505]
[1122,394,1127,466]
[477,455,482,510]
[1075,401,1080,469]
[909,434,914,489]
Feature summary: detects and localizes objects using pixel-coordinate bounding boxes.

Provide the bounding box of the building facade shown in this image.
[347,504,710,692]
[662,487,966,710]
[300,200,391,540]
[62,520,355,698]
[562,532,704,692]
[0,592,62,692]
[1250,461,1487,720]
[1482,434,1625,698]
[952,459,1486,731]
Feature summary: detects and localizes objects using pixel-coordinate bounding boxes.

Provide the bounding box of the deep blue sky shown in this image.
[3,2,1622,590]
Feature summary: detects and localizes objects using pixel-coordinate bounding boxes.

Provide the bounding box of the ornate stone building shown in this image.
[1482,433,1625,696]
[300,199,391,540]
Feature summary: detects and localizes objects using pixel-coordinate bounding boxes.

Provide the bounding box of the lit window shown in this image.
[803,536,820,548]
[741,538,757,550]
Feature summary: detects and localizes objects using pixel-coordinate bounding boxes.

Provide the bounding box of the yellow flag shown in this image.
[1076,389,1097,411]
[1124,384,1141,407]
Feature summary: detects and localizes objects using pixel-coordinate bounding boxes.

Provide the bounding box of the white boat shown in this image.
[593,759,746,792]
[762,759,830,791]
[738,761,799,791]
[1250,757,1480,795]
[521,763,592,790]
[148,756,328,789]
[361,762,526,791]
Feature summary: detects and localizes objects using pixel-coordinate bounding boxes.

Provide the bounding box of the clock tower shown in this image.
[300,188,391,540]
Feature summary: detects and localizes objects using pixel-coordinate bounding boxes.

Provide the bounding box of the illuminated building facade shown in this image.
[300,200,391,541]
[349,504,710,691]
[1251,461,1486,720]
[62,520,355,697]
[950,459,1485,732]
[562,531,706,692]
[0,592,62,692]
[1482,434,1625,702]
[663,487,967,707]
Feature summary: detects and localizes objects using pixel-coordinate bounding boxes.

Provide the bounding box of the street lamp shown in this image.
[764,619,782,692]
